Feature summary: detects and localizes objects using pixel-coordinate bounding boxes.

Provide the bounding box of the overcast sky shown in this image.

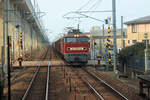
[32,0,150,42]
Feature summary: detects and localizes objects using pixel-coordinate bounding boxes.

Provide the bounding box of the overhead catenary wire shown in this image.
[78,0,94,11]
[88,0,102,11]
[63,0,105,30]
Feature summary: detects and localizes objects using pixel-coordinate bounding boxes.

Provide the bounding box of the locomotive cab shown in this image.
[64,34,89,65]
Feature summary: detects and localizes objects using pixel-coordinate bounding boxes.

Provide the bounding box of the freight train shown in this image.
[53,29,90,65]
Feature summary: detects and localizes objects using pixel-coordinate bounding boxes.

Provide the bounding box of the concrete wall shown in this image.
[0,0,48,64]
[0,0,4,64]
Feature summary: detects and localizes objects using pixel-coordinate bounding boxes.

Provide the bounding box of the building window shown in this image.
[132,40,137,44]
[128,40,130,44]
[132,24,137,33]
[142,40,149,44]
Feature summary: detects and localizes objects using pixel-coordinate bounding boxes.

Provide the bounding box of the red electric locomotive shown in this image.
[53,29,90,65]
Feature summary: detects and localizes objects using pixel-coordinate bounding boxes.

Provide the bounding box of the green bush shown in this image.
[119,42,146,57]
[118,42,150,63]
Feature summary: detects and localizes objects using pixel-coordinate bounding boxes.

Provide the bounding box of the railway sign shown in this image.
[144,33,148,39]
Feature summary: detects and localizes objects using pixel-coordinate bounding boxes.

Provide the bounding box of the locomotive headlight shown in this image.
[82,47,87,50]
[74,34,77,37]
[74,34,79,37]
[67,47,71,51]
[76,34,79,37]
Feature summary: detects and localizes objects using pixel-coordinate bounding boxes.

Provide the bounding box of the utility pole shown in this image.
[144,33,149,74]
[121,16,123,37]
[5,0,11,100]
[121,16,125,48]
[102,24,105,52]
[7,36,11,100]
[112,0,117,73]
[4,0,12,99]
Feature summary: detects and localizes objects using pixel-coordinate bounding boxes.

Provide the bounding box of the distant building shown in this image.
[124,15,150,46]
[89,26,127,55]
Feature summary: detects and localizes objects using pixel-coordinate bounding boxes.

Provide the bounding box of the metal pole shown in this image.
[5,0,9,38]
[5,0,11,99]
[103,24,104,42]
[112,0,117,73]
[102,24,106,64]
[99,39,102,54]
[94,39,96,68]
[145,38,148,74]
[121,16,123,37]
[144,33,149,74]
[7,36,11,100]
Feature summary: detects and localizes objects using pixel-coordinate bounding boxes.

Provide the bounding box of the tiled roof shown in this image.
[124,15,150,24]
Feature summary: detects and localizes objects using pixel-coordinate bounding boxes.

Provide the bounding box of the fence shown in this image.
[123,56,150,72]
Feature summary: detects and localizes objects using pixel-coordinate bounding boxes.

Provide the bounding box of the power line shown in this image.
[78,0,93,11]
[88,0,102,11]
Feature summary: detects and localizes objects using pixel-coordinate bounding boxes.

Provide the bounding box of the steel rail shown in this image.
[22,65,40,100]
[70,67,105,100]
[85,69,128,100]
[45,61,50,100]
[22,48,50,100]
[81,77,105,100]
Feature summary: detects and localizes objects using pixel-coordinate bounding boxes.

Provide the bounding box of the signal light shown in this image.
[105,19,108,24]
[20,32,23,50]
[108,59,111,62]
[108,59,111,64]
[20,32,23,40]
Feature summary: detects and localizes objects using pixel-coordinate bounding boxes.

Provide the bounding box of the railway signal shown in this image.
[20,32,23,50]
[106,23,112,64]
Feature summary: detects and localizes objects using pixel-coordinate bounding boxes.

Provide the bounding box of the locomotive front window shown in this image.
[65,37,89,43]
[65,37,76,43]
[77,37,89,42]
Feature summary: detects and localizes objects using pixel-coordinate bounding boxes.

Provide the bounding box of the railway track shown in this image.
[51,47,129,100]
[83,68,128,100]
[21,48,51,100]
[69,66,128,100]
[48,47,141,100]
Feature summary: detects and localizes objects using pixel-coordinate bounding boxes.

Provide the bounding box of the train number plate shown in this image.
[72,47,82,50]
